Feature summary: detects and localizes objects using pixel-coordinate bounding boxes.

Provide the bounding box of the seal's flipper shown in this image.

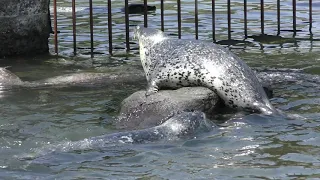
[145,80,159,96]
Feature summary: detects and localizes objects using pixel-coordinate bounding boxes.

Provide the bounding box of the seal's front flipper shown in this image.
[145,80,159,96]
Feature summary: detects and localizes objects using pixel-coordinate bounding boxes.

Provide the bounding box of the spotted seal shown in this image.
[133,26,278,115]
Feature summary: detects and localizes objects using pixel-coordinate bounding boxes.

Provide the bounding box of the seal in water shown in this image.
[133,26,278,115]
[100,111,213,143]
[19,111,213,160]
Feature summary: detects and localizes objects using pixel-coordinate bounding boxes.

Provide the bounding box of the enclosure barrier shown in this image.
[51,0,314,57]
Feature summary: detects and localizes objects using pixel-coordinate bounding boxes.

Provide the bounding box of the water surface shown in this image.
[0,0,320,179]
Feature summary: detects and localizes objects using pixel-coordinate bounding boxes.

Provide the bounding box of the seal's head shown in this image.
[161,111,213,138]
[134,26,168,77]
[133,26,167,46]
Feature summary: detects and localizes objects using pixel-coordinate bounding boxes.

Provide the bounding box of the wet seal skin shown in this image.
[100,111,213,144]
[0,67,145,89]
[133,26,279,115]
[18,111,213,160]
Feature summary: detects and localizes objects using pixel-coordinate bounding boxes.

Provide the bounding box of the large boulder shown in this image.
[115,85,274,130]
[0,0,51,57]
[115,87,221,130]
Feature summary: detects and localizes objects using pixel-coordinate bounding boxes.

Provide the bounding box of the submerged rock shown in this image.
[0,67,24,87]
[0,67,145,89]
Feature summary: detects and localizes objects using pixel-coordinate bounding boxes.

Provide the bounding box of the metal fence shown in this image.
[51,0,314,57]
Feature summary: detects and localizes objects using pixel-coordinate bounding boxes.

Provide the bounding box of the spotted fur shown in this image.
[133,26,278,115]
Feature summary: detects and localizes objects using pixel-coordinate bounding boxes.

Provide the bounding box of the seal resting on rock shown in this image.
[133,26,278,115]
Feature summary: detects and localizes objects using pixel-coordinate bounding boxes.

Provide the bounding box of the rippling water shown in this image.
[0,0,320,179]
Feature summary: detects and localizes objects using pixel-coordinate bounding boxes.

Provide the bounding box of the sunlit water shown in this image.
[0,0,320,179]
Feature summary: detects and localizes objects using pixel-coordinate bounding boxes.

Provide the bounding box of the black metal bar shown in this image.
[161,0,164,31]
[89,0,94,58]
[309,0,312,32]
[227,0,231,40]
[261,0,264,35]
[177,0,181,39]
[144,0,148,27]
[108,0,112,55]
[72,0,76,55]
[125,0,130,52]
[244,0,247,38]
[212,0,215,41]
[293,0,296,32]
[53,0,58,55]
[277,0,280,34]
[195,0,198,40]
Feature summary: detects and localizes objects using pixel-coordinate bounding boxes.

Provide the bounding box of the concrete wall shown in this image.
[0,0,51,58]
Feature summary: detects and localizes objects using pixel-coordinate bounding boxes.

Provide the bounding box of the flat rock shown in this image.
[115,87,220,130]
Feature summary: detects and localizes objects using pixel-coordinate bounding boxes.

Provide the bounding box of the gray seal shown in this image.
[19,111,213,160]
[101,111,213,144]
[133,26,278,115]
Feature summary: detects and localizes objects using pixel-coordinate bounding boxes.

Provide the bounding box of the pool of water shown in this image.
[0,0,320,179]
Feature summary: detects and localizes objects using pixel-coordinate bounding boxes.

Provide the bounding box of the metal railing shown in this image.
[51,0,315,57]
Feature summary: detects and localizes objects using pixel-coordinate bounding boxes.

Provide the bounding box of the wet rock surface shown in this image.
[115,87,221,130]
[0,67,24,86]
[0,0,50,57]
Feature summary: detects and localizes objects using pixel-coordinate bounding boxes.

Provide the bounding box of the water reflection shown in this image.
[48,0,320,56]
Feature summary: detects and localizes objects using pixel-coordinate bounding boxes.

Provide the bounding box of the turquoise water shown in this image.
[0,0,319,179]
